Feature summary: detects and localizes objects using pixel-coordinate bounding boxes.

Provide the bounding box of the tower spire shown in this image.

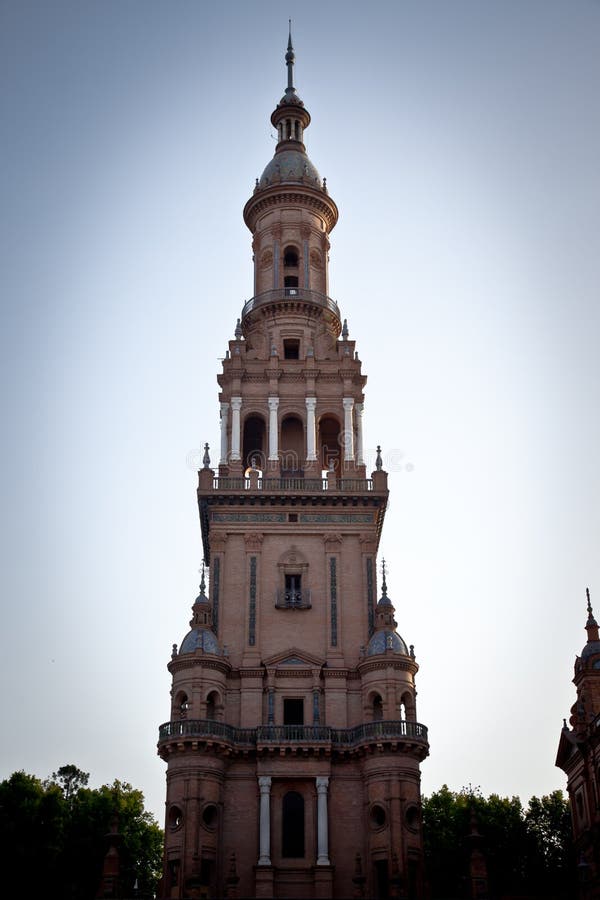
[285,20,295,95]
[585,587,599,643]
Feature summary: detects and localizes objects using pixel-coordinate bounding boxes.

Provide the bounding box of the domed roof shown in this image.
[366,630,409,657]
[179,627,221,655]
[581,640,600,659]
[259,150,322,190]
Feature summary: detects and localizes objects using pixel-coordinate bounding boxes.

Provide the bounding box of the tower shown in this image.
[158,32,429,900]
[556,589,600,898]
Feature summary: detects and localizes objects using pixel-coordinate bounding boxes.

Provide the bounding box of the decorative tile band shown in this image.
[330,557,338,647]
[212,513,287,523]
[366,556,374,638]
[212,557,220,635]
[299,514,374,524]
[249,556,257,646]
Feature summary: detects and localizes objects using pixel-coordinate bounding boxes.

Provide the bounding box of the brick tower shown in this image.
[158,31,429,900]
[556,589,600,898]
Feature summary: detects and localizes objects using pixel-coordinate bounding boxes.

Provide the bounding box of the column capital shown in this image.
[220,401,230,414]
[316,776,329,792]
[305,396,317,410]
[268,396,280,410]
[354,402,364,416]
[258,776,272,792]
[230,396,243,410]
[342,397,355,410]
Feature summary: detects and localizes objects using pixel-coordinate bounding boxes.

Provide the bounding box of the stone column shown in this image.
[220,402,230,465]
[316,776,330,865]
[268,397,279,461]
[258,776,272,865]
[343,398,355,463]
[355,403,365,466]
[306,397,317,461]
[230,397,242,461]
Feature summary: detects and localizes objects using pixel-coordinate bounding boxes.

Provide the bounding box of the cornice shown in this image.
[244,186,339,232]
[168,655,232,676]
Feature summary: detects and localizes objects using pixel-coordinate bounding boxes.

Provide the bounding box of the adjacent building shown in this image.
[556,590,600,899]
[158,33,429,900]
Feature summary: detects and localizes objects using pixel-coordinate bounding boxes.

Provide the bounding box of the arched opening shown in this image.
[372,693,383,721]
[175,691,189,719]
[282,791,305,858]
[284,247,299,268]
[280,415,304,476]
[284,245,300,291]
[206,691,219,720]
[400,691,415,721]
[242,415,266,471]
[318,416,342,473]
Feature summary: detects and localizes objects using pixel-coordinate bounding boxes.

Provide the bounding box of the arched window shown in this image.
[372,693,383,721]
[242,415,266,471]
[318,416,341,473]
[282,791,305,857]
[175,691,189,719]
[280,415,304,475]
[284,248,299,268]
[206,691,219,720]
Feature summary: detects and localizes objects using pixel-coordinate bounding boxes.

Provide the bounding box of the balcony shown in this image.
[241,288,340,321]
[275,588,312,609]
[211,477,374,493]
[158,718,428,751]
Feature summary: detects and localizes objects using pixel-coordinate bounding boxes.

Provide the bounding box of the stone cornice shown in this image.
[244,186,339,232]
[358,657,419,676]
[168,655,232,676]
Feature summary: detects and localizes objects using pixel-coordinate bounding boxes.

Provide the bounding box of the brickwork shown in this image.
[158,35,429,900]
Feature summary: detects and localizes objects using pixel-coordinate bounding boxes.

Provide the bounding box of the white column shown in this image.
[355,403,365,466]
[305,397,317,461]
[342,397,355,462]
[316,776,330,865]
[268,397,279,461]
[219,402,229,465]
[258,776,272,865]
[230,397,242,461]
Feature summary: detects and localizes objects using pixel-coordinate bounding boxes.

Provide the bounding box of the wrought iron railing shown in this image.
[210,477,373,492]
[275,588,312,609]
[241,288,340,320]
[159,719,428,747]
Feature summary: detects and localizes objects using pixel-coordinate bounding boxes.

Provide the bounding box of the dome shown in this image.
[259,149,322,189]
[179,627,221,655]
[366,630,409,657]
[581,640,600,659]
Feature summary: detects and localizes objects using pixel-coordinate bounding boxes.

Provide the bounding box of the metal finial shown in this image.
[376,445,383,471]
[285,20,295,92]
[381,559,388,597]
[202,442,211,468]
[199,564,206,597]
[234,318,242,339]
[587,587,593,615]
[342,318,349,340]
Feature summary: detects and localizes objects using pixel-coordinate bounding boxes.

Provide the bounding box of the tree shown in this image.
[423,785,574,899]
[0,766,162,899]
[50,763,90,802]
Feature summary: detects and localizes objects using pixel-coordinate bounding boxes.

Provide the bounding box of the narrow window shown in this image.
[373,694,383,721]
[284,573,302,605]
[284,275,299,289]
[284,249,299,267]
[284,339,300,359]
[283,698,304,725]
[282,791,305,857]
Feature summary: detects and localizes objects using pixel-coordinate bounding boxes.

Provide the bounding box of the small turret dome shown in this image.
[179,627,221,655]
[367,630,409,656]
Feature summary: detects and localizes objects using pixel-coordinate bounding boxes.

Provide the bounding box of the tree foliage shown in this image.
[0,766,162,899]
[423,785,574,899]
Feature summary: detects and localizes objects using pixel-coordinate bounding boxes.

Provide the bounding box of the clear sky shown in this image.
[1,0,599,824]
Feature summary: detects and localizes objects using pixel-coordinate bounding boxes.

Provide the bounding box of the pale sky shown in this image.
[1,0,599,824]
